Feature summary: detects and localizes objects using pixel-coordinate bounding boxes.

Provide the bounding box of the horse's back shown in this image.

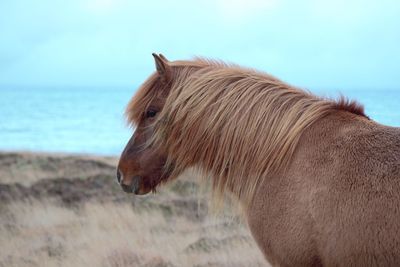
[248,112,400,266]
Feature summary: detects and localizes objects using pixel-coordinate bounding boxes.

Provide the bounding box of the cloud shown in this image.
[83,0,125,14]
[0,0,399,89]
[216,0,279,23]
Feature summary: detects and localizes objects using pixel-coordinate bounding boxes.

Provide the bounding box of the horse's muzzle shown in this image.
[120,175,141,194]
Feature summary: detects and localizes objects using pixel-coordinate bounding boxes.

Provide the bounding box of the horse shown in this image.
[117,53,400,267]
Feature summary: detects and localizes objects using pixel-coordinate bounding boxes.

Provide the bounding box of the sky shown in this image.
[0,0,399,90]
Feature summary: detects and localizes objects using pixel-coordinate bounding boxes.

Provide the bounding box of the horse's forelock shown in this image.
[125,74,161,126]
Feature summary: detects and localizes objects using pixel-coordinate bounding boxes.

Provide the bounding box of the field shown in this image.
[0,152,268,267]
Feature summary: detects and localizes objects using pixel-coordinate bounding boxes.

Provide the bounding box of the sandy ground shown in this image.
[0,152,268,267]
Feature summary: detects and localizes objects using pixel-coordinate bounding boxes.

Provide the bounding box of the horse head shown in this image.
[117,53,173,194]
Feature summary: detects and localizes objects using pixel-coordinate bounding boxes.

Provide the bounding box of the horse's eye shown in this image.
[146,109,157,118]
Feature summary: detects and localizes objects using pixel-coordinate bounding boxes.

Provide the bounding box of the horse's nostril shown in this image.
[116,169,122,184]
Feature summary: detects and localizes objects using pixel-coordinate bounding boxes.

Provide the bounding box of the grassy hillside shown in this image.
[0,152,268,267]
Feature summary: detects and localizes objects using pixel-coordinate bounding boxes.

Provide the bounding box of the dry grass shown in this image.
[0,152,268,267]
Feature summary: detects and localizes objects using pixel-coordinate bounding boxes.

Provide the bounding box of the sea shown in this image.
[0,86,399,156]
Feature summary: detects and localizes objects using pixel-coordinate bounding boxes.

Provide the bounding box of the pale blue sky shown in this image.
[0,0,399,90]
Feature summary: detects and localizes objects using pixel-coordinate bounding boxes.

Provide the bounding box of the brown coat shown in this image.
[248,111,400,266]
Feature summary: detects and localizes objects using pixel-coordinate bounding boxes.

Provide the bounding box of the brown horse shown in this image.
[117,53,400,266]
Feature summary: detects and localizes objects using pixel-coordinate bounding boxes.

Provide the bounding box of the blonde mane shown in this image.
[127,58,366,206]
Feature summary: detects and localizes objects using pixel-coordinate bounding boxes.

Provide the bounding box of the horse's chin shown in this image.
[134,187,152,195]
[134,172,175,195]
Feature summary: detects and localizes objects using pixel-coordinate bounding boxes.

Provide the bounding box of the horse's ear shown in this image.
[159,54,169,62]
[152,53,171,83]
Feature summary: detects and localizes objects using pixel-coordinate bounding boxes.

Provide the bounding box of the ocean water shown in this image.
[0,87,133,156]
[0,87,399,156]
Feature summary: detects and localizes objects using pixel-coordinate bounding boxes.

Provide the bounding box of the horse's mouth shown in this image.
[121,175,151,195]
